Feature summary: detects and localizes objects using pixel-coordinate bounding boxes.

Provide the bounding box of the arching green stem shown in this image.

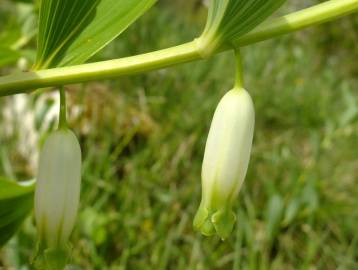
[234,0,358,46]
[0,0,357,96]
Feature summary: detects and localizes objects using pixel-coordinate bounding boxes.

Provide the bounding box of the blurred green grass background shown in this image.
[0,0,357,269]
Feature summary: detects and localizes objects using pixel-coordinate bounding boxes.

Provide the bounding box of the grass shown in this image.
[1,0,357,269]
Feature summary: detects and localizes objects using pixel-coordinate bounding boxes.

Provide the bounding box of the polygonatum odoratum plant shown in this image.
[0,0,357,268]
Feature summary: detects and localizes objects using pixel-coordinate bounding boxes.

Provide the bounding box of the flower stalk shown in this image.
[234,50,244,89]
[59,87,67,129]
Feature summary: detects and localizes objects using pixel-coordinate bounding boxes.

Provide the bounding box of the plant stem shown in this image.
[0,0,357,96]
[234,0,358,46]
[0,42,201,96]
[234,50,244,89]
[59,86,67,129]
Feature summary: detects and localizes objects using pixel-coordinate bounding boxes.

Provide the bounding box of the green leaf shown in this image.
[198,0,287,55]
[35,0,157,69]
[0,178,35,246]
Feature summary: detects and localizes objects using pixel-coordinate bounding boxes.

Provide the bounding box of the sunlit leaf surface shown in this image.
[35,0,157,68]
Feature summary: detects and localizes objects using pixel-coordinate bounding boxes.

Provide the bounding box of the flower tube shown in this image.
[194,87,255,239]
[35,128,81,249]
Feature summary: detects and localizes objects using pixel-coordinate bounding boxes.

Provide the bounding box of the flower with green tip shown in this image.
[35,128,82,249]
[194,87,254,239]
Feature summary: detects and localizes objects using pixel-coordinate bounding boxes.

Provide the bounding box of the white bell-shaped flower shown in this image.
[194,87,255,239]
[35,128,81,249]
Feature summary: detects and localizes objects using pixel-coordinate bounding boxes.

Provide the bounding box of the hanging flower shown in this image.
[35,128,82,249]
[194,87,255,239]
